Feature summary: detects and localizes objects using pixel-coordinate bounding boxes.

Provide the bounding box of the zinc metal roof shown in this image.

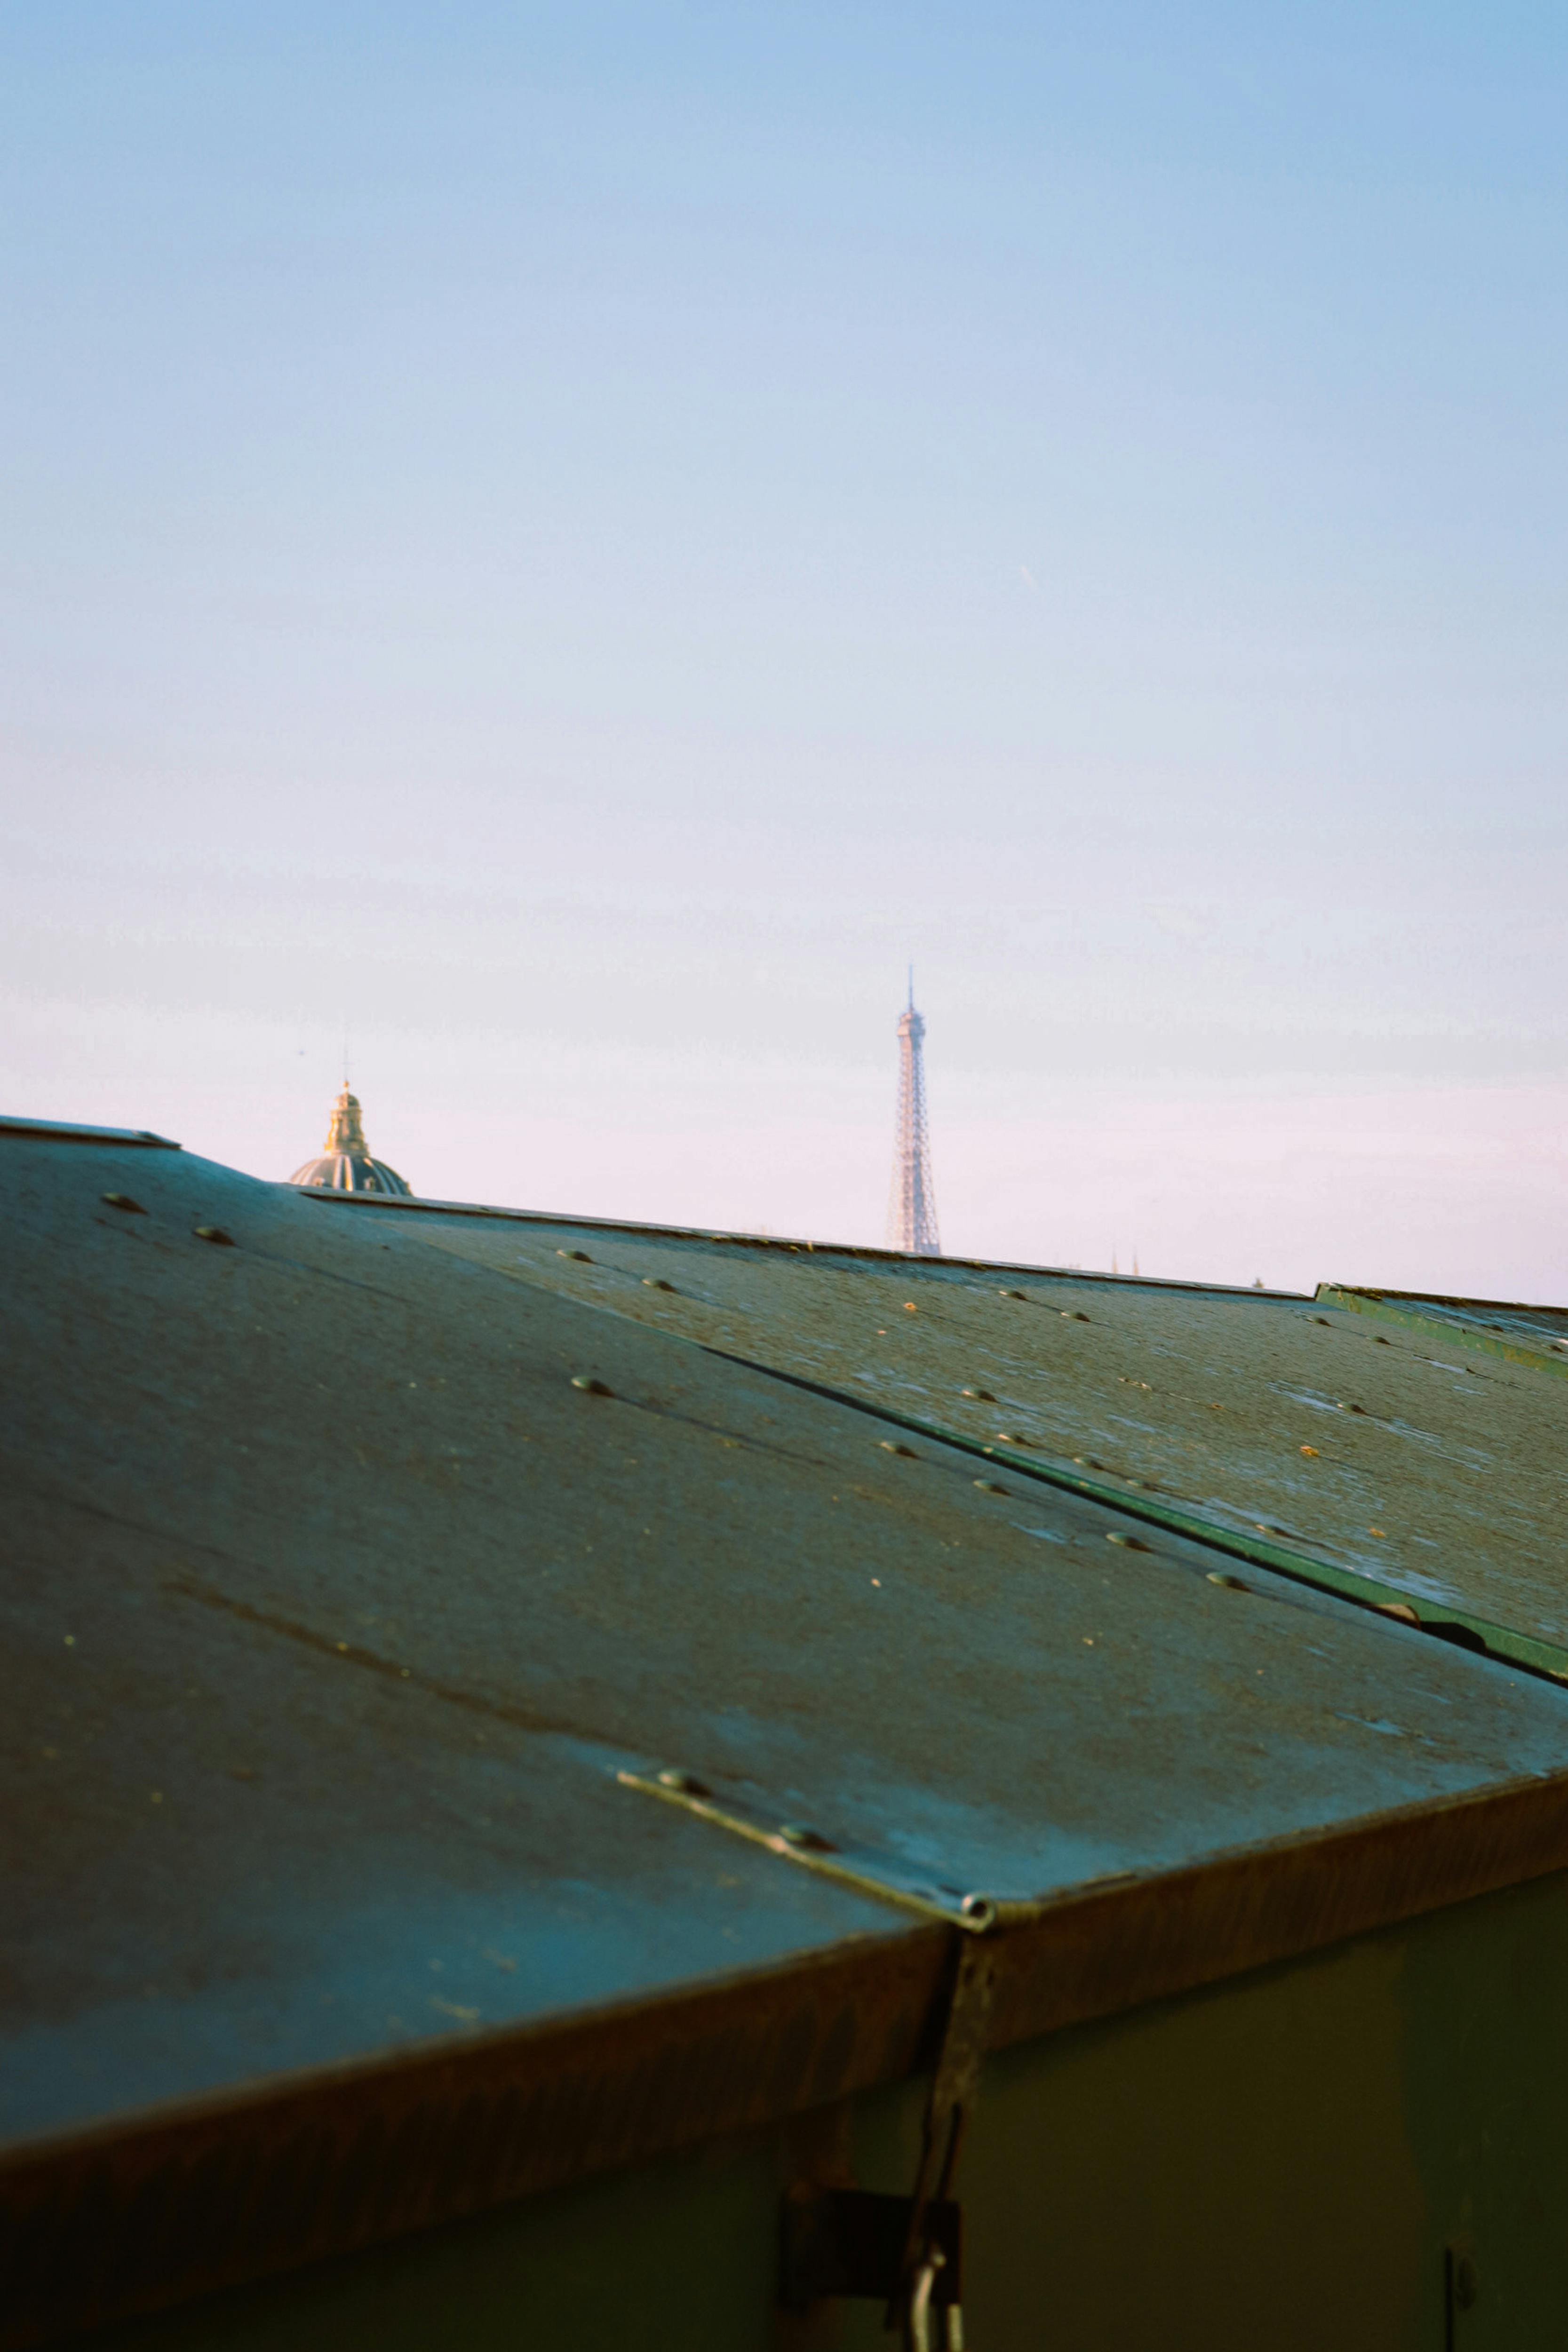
[7,1133,1568,2344]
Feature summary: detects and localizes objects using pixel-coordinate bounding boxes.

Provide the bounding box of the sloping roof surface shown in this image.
[7,1136,1568,2344]
[8,1137,1568,2138]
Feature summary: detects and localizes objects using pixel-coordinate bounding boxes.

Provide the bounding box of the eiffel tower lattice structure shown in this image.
[885,973,941,1255]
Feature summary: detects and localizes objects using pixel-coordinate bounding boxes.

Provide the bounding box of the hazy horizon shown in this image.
[4,5,1565,1301]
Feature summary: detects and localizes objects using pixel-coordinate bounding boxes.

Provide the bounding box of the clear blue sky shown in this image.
[3,3,1565,1295]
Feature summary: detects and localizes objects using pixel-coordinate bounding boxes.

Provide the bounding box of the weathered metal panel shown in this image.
[366,1200,1568,1656]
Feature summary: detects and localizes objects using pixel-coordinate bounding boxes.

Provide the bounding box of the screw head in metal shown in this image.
[962,1387,996,1402]
[1106,1532,1151,1551]
[778,1822,833,1851]
[101,1192,145,1213]
[1207,1571,1250,1590]
[973,1478,1010,1495]
[194,1226,235,1247]
[657,1768,710,1796]
[643,1277,675,1291]
[571,1375,613,1395]
[557,1248,592,1262]
[960,1893,997,1926]
[880,1440,917,1457]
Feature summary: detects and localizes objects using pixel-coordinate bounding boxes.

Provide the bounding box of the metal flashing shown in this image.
[0,1117,179,1148]
[299,1185,1310,1301]
[1317,1282,1568,1381]
[617,1769,1000,1931]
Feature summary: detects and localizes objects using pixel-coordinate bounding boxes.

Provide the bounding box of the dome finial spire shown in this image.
[324,1083,368,1156]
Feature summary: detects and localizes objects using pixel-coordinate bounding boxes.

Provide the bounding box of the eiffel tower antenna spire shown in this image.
[886,976,941,1256]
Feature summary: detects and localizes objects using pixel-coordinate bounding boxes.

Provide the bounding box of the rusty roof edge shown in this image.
[696,1344,1568,1686]
[0,1926,947,2352]
[987,1763,1568,2048]
[7,1769,1568,2351]
[1316,1283,1568,1381]
[296,1184,1312,1301]
[0,1920,940,2193]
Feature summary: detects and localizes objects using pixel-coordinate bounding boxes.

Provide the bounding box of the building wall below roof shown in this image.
[81,1866,1568,2352]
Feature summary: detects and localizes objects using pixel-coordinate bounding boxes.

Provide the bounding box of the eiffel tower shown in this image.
[885,971,941,1255]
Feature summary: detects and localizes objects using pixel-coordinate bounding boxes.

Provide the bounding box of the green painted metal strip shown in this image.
[702,1346,1568,1691]
[1315,1284,1568,1383]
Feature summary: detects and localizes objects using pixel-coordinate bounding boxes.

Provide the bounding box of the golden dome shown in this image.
[289,1086,412,1197]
